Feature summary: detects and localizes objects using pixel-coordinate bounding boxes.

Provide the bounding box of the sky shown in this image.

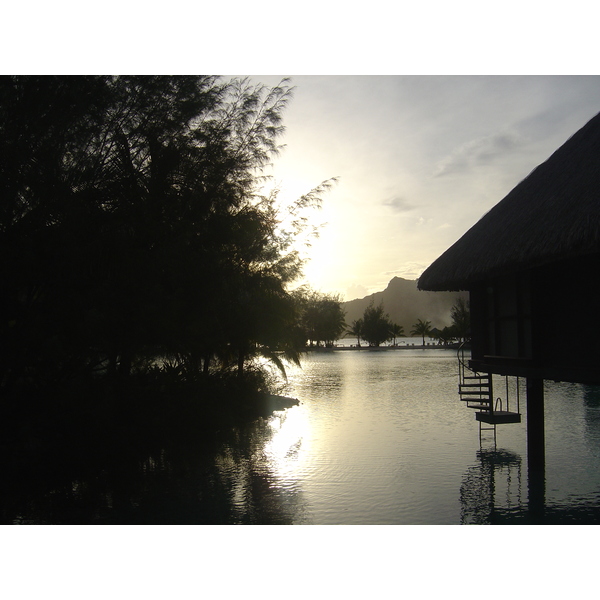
[249,75,600,301]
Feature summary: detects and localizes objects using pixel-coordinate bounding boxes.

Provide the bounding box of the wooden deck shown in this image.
[475,411,521,425]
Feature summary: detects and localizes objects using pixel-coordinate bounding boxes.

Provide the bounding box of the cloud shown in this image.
[434,130,523,177]
[385,263,428,280]
[345,283,369,300]
[382,196,415,212]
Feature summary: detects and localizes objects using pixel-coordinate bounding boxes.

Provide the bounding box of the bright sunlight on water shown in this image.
[264,349,484,524]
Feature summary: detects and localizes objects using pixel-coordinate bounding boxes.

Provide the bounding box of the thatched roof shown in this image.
[418,111,600,291]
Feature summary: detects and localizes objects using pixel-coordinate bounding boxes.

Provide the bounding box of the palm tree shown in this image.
[347,318,364,347]
[389,323,405,346]
[411,319,432,346]
[450,297,470,342]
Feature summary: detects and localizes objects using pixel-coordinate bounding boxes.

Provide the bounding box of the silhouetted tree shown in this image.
[347,318,364,347]
[411,319,432,346]
[297,288,346,347]
[450,297,470,342]
[389,323,405,346]
[0,75,333,400]
[361,302,393,347]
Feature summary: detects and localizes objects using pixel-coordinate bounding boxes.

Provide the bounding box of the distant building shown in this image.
[418,111,600,470]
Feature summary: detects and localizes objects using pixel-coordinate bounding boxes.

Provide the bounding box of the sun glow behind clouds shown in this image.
[260,75,600,300]
[268,174,347,296]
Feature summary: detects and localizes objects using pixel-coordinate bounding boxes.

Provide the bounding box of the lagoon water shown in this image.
[6,347,600,524]
[256,348,600,524]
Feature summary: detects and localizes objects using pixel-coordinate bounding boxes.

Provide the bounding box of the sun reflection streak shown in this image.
[262,405,312,487]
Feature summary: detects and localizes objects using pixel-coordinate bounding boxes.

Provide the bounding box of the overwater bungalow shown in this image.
[418,111,600,471]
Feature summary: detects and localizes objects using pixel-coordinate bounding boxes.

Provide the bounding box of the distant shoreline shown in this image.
[307,343,465,352]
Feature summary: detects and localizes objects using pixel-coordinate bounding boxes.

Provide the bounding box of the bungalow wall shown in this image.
[468,253,600,385]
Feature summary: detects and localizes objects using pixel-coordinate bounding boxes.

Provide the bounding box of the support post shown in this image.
[526,377,545,470]
[526,377,545,522]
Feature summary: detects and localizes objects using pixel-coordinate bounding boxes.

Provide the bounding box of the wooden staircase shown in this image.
[459,373,493,410]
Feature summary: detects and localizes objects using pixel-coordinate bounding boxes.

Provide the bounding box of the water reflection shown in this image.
[460,449,524,524]
[459,445,600,524]
[583,386,600,456]
[214,409,311,524]
[3,410,312,524]
[262,407,311,484]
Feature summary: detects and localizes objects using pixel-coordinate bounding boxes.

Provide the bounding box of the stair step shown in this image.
[460,383,491,388]
[459,390,492,396]
[466,403,492,410]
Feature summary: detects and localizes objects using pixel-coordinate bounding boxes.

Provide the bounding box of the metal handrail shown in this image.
[457,341,470,384]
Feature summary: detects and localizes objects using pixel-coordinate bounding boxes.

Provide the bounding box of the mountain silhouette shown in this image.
[342,277,467,333]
